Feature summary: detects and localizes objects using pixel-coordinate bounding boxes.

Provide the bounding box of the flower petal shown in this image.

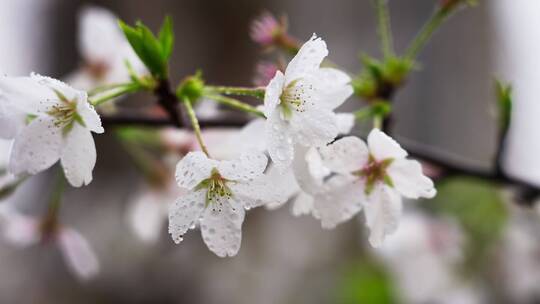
[58,228,100,281]
[0,76,57,114]
[290,107,338,147]
[388,159,436,199]
[313,175,365,229]
[0,101,25,139]
[200,196,245,257]
[8,117,62,176]
[364,185,402,247]
[175,152,215,190]
[217,151,267,181]
[61,124,97,187]
[284,34,328,82]
[320,136,369,174]
[127,189,169,243]
[77,98,104,134]
[168,190,206,244]
[230,174,288,209]
[368,128,407,161]
[292,146,325,194]
[292,192,314,216]
[263,165,299,210]
[265,111,294,171]
[263,70,285,118]
[312,68,353,110]
[336,113,355,135]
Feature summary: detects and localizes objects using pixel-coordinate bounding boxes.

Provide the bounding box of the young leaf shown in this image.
[159,16,174,60]
[118,18,172,79]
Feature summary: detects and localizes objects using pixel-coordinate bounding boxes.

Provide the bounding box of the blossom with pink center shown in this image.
[316,129,436,246]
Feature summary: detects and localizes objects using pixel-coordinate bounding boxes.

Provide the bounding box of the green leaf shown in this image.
[118,19,171,79]
[334,260,398,304]
[158,16,174,60]
[495,79,512,132]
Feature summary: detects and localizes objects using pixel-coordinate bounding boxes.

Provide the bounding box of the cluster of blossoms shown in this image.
[168,34,436,256]
[0,6,437,272]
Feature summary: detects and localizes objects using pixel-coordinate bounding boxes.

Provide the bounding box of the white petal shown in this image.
[127,190,168,243]
[58,228,100,281]
[175,152,215,190]
[8,117,62,176]
[234,118,267,153]
[0,76,57,114]
[0,101,25,139]
[230,174,288,209]
[200,196,245,257]
[290,107,338,147]
[168,190,206,244]
[78,6,123,64]
[363,185,402,247]
[312,68,353,110]
[320,136,369,174]
[265,111,294,171]
[76,98,104,134]
[61,124,97,187]
[284,34,328,82]
[217,151,268,181]
[368,128,407,161]
[30,73,85,106]
[263,165,299,210]
[388,159,436,199]
[292,146,324,195]
[263,70,285,118]
[291,192,314,216]
[336,113,355,135]
[313,175,365,229]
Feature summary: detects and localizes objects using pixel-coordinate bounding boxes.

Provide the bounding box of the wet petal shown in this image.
[61,124,97,187]
[230,174,289,209]
[168,190,206,244]
[265,111,294,171]
[200,197,245,257]
[312,67,353,110]
[175,152,215,190]
[77,98,104,134]
[320,136,369,174]
[290,107,338,147]
[284,34,328,82]
[313,175,365,229]
[8,116,62,176]
[217,151,267,181]
[264,70,285,118]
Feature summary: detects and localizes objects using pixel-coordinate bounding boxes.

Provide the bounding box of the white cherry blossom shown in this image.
[0,74,104,187]
[169,151,287,257]
[264,34,353,171]
[318,129,436,246]
[67,6,146,91]
[0,205,99,280]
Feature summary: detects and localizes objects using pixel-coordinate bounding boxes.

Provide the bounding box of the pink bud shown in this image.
[250,12,282,47]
